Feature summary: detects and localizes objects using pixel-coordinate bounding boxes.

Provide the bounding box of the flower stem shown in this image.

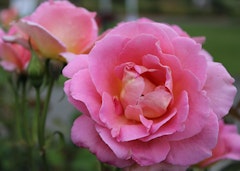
[21,76,31,145]
[9,76,22,141]
[37,76,54,171]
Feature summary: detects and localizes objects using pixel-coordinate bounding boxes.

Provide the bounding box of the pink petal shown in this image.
[99,93,150,141]
[142,54,173,91]
[121,76,145,108]
[71,115,133,167]
[28,1,98,53]
[169,71,211,140]
[110,21,177,54]
[172,37,207,88]
[117,124,151,142]
[124,162,188,171]
[69,69,102,124]
[17,20,66,59]
[89,35,129,95]
[131,138,170,166]
[200,121,240,167]
[125,105,143,121]
[96,125,132,160]
[203,62,237,118]
[139,87,172,118]
[141,91,189,141]
[158,53,183,87]
[64,80,89,115]
[0,43,21,70]
[166,112,219,166]
[62,54,88,78]
[99,92,126,129]
[118,34,160,65]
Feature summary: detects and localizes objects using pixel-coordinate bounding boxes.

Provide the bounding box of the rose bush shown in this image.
[199,120,240,167]
[15,0,98,61]
[63,19,236,168]
[0,27,30,72]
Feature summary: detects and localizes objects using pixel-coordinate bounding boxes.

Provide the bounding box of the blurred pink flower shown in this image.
[0,8,18,29]
[15,0,98,61]
[199,120,240,167]
[0,27,30,72]
[63,19,236,168]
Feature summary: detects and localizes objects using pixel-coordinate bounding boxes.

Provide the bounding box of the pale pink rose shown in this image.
[63,20,236,167]
[0,27,30,72]
[199,120,240,167]
[15,0,98,60]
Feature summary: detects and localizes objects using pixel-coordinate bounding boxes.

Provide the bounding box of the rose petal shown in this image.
[172,37,207,88]
[27,1,98,54]
[62,54,88,78]
[69,69,102,124]
[17,20,66,59]
[169,71,211,140]
[139,87,172,118]
[124,162,188,171]
[121,73,145,108]
[64,80,89,115]
[166,112,218,165]
[71,115,133,167]
[89,35,128,95]
[96,125,132,160]
[142,54,173,91]
[141,90,189,141]
[110,21,178,54]
[199,121,240,167]
[131,138,170,166]
[203,62,237,118]
[99,93,150,141]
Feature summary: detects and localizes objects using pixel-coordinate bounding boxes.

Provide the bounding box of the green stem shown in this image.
[20,76,37,171]
[41,77,54,142]
[21,78,31,145]
[37,77,54,171]
[36,87,41,145]
[35,86,46,171]
[9,77,22,141]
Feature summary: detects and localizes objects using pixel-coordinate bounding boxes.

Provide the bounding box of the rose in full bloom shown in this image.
[63,19,236,168]
[0,27,30,72]
[15,0,98,61]
[199,120,240,167]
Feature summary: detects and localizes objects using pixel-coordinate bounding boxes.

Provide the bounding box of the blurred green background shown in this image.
[0,0,239,75]
[0,0,240,171]
[69,0,240,76]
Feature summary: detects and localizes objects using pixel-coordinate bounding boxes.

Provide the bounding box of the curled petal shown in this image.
[17,20,66,60]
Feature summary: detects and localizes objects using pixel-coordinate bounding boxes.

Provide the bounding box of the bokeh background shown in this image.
[0,0,240,171]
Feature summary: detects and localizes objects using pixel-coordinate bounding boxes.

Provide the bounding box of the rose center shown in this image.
[118,63,172,121]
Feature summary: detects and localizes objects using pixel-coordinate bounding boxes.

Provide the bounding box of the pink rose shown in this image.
[0,8,18,29]
[199,120,240,167]
[15,0,98,60]
[0,27,30,72]
[63,20,236,167]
